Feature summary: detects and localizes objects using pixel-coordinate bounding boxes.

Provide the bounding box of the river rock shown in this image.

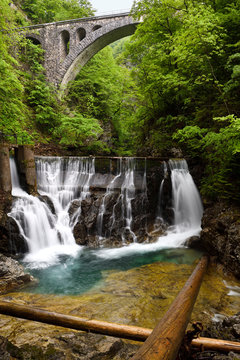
[191,313,240,360]
[200,202,240,278]
[0,254,35,294]
[185,236,202,250]
[0,333,139,360]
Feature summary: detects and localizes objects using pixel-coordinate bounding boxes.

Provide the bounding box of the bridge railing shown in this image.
[11,11,132,31]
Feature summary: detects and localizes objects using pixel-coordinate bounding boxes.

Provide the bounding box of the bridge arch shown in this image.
[25,34,42,45]
[19,13,140,89]
[60,22,137,90]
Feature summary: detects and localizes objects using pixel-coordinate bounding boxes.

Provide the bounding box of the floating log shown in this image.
[192,337,240,353]
[132,255,209,360]
[0,300,151,341]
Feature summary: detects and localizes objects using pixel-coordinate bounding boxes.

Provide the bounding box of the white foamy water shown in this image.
[8,157,93,267]
[96,159,123,241]
[93,227,201,260]
[94,159,203,260]
[23,244,81,269]
[224,281,240,297]
[169,159,203,231]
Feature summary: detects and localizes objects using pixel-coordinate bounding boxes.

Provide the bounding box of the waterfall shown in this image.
[96,159,122,241]
[120,158,137,242]
[95,158,203,259]
[9,156,203,265]
[35,157,95,229]
[8,157,95,267]
[169,159,203,232]
[153,161,167,231]
[9,159,68,257]
[108,158,137,243]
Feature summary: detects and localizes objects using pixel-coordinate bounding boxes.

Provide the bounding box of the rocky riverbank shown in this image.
[200,201,240,279]
[189,313,240,360]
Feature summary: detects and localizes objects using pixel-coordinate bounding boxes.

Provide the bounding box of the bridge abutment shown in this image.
[0,145,12,193]
[16,145,37,194]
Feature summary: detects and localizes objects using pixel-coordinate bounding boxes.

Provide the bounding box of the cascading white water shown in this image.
[169,159,203,232]
[94,158,204,259]
[96,159,122,241]
[153,161,167,231]
[9,158,67,258]
[9,157,95,267]
[9,155,203,265]
[110,158,137,243]
[141,158,148,208]
[35,157,95,230]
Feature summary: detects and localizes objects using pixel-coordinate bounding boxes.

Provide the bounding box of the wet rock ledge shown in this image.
[0,254,35,294]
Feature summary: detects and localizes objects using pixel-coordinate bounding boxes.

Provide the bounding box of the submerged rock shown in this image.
[0,254,36,294]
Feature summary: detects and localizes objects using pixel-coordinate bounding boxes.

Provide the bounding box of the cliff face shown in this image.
[72,165,168,247]
[0,191,13,256]
[200,201,240,279]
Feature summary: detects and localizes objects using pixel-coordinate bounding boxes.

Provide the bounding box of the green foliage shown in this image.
[20,0,94,23]
[67,46,138,154]
[124,0,240,199]
[19,40,60,132]
[20,38,45,73]
[0,0,33,143]
[174,116,240,199]
[54,113,103,148]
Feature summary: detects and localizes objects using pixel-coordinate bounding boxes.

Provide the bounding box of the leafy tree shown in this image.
[54,113,103,148]
[67,46,138,154]
[20,39,60,133]
[174,116,240,199]
[123,0,240,199]
[0,0,32,143]
[20,0,94,24]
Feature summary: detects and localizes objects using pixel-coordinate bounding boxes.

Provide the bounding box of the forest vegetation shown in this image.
[0,0,240,200]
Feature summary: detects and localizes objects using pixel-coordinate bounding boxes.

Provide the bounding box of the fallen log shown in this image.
[0,300,151,342]
[0,288,239,354]
[192,337,240,353]
[132,255,209,360]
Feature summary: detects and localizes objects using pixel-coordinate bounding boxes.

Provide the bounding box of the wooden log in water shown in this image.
[0,300,151,341]
[132,255,209,360]
[0,290,240,354]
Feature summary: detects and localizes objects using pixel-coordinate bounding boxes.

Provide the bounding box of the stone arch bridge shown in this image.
[21,13,139,89]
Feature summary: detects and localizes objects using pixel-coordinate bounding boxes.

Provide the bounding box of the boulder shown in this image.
[0,254,36,294]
